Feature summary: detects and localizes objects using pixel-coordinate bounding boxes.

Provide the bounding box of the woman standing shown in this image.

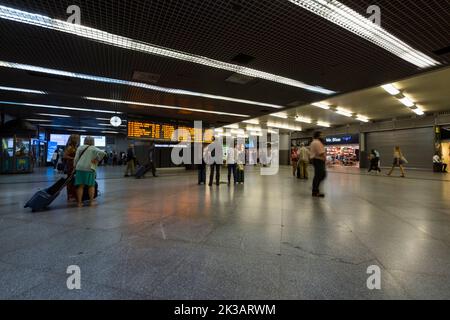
[63,134,80,201]
[387,146,406,178]
[74,136,106,207]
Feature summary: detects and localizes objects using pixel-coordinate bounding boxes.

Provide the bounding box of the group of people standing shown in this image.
[123,143,157,178]
[62,134,106,207]
[198,138,245,186]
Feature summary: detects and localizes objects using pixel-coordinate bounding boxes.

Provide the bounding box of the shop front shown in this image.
[325,134,360,168]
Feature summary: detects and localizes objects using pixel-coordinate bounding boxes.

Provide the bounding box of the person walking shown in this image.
[124,144,136,177]
[73,136,106,207]
[291,145,299,176]
[297,143,310,179]
[387,146,407,177]
[368,149,381,173]
[63,134,80,202]
[227,144,237,185]
[310,131,327,197]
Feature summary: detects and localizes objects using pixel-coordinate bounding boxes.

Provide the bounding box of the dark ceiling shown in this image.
[0,0,449,132]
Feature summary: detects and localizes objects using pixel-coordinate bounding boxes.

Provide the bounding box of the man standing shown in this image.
[147,142,157,177]
[207,136,222,186]
[124,144,136,177]
[297,143,310,180]
[310,132,327,197]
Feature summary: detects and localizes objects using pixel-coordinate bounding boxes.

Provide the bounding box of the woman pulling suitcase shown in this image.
[73,136,106,207]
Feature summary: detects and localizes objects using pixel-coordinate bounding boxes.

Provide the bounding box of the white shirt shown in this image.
[433,155,441,163]
[227,147,236,164]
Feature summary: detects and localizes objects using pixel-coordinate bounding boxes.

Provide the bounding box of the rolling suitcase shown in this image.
[24,175,73,212]
[135,164,149,179]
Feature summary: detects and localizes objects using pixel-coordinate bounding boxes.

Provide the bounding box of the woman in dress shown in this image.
[63,134,80,201]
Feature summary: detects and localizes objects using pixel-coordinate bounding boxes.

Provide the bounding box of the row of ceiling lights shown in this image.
[381,84,425,116]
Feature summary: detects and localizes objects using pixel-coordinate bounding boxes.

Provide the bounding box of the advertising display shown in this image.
[81,135,106,147]
[46,141,58,162]
[49,134,70,146]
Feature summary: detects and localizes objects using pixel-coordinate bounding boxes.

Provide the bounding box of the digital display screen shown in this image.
[50,134,70,146]
[47,141,58,162]
[81,135,106,147]
[128,120,212,143]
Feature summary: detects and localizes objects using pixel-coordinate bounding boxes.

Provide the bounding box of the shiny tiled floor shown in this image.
[0,165,449,299]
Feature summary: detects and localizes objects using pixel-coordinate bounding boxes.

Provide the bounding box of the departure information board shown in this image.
[128,120,212,142]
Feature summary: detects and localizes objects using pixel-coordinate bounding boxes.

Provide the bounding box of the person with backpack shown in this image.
[73,136,106,207]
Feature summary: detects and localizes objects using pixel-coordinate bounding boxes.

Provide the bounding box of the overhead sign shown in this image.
[128,120,212,143]
[325,134,359,145]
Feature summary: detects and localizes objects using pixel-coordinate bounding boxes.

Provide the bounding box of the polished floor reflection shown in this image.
[0,166,449,299]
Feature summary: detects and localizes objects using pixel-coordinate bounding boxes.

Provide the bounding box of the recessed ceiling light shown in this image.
[271,112,289,119]
[335,107,353,117]
[0,85,46,94]
[398,96,415,108]
[412,107,425,116]
[312,102,331,110]
[288,0,440,68]
[0,4,335,95]
[381,84,400,96]
[85,96,250,117]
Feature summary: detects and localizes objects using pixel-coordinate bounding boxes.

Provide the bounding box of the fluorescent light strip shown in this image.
[24,119,51,122]
[102,131,120,134]
[381,84,400,96]
[0,5,335,95]
[0,60,283,110]
[295,116,312,124]
[317,121,331,127]
[267,122,302,131]
[288,0,440,68]
[250,131,263,137]
[37,113,71,118]
[224,124,240,129]
[85,97,249,117]
[0,101,123,114]
[356,115,369,123]
[246,126,262,132]
[243,119,260,125]
[0,85,46,94]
